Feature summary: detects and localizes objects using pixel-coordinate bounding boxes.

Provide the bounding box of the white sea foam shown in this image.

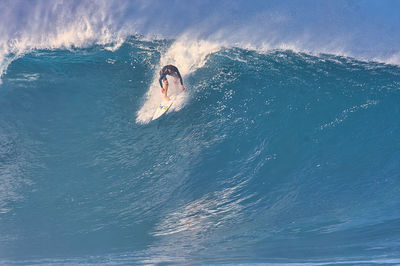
[135,38,220,124]
[0,0,131,83]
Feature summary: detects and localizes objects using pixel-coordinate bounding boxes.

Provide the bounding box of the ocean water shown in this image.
[1,1,400,265]
[1,36,400,265]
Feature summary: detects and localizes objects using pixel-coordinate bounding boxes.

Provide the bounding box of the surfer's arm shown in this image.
[176,70,183,86]
[175,70,185,90]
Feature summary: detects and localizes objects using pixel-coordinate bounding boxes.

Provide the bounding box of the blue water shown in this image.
[0,36,400,264]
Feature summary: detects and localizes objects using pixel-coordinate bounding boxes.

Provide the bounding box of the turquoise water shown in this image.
[1,37,400,264]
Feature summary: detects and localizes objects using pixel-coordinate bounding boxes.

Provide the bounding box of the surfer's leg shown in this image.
[161,77,168,93]
[163,80,170,101]
[161,79,168,93]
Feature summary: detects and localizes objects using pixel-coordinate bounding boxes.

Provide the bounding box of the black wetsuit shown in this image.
[159,65,183,88]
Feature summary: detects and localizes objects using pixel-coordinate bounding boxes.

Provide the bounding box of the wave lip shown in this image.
[2,0,400,84]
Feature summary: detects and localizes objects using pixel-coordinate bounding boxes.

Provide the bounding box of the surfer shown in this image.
[159,65,185,101]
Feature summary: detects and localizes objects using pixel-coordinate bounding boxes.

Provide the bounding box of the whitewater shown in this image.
[1,1,400,265]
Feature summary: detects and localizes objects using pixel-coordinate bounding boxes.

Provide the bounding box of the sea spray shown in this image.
[135,38,220,124]
[1,0,400,84]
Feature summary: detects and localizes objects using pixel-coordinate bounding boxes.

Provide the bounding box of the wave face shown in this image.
[1,37,400,264]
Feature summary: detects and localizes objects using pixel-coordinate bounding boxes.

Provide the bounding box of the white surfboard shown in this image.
[152,97,174,120]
